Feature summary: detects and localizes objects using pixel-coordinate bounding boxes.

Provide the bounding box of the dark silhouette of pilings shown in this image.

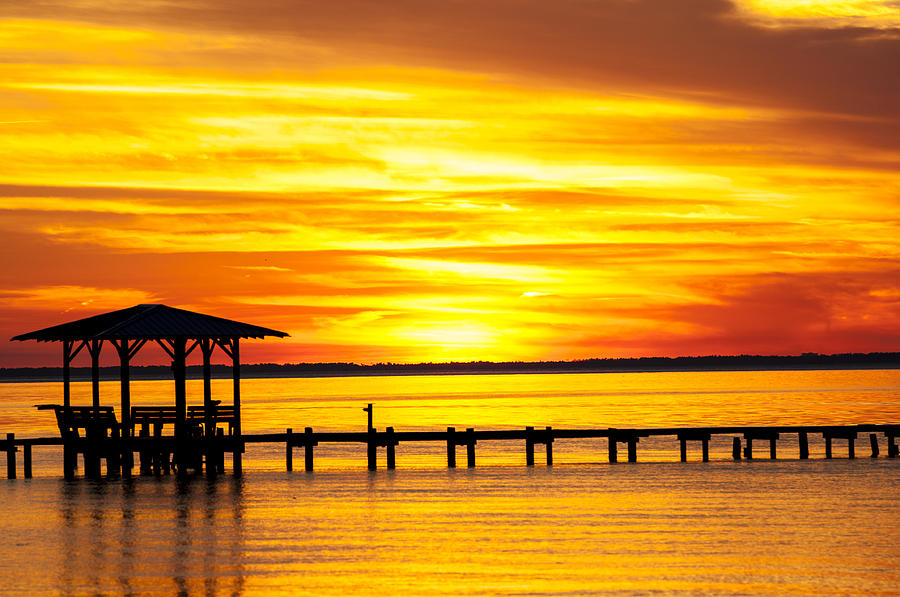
[7,423,900,478]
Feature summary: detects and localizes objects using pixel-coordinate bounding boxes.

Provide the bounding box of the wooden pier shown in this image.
[3,423,899,479]
[4,423,900,478]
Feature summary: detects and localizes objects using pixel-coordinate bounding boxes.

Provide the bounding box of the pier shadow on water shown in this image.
[57,476,246,596]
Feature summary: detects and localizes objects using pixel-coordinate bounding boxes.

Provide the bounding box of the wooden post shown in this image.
[744,437,753,459]
[545,426,553,466]
[305,427,315,472]
[6,434,15,479]
[232,338,242,476]
[799,431,809,459]
[627,437,637,463]
[447,427,456,468]
[679,437,687,462]
[701,437,709,462]
[466,428,475,468]
[825,435,833,459]
[88,339,102,408]
[870,433,879,458]
[888,435,897,458]
[367,428,377,471]
[608,429,618,463]
[769,436,777,460]
[525,426,535,466]
[23,442,32,479]
[847,436,855,459]
[286,428,293,471]
[732,437,741,460]
[64,438,77,479]
[173,337,187,439]
[386,427,396,470]
[201,339,215,438]
[364,403,373,431]
[63,340,72,408]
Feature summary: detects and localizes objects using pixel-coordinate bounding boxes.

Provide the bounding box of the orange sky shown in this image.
[2,0,899,367]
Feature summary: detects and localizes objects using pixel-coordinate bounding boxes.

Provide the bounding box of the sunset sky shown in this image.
[2,0,899,367]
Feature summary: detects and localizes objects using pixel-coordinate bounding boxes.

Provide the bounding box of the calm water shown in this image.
[1,369,899,595]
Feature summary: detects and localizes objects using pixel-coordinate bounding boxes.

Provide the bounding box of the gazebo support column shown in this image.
[63,340,72,407]
[113,339,146,477]
[86,339,103,409]
[171,337,188,474]
[201,339,215,437]
[232,338,242,476]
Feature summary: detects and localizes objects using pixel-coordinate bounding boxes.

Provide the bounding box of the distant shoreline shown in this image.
[2,352,898,383]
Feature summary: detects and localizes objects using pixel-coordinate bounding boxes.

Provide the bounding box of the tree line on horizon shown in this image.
[2,352,899,380]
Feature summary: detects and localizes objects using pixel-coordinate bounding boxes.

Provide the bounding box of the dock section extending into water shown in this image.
[4,423,899,478]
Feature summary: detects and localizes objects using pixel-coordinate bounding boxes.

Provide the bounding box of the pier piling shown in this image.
[799,431,809,459]
[23,442,32,479]
[732,437,741,460]
[545,426,554,466]
[386,427,396,470]
[447,427,456,468]
[608,429,618,463]
[305,427,315,472]
[466,428,476,467]
[367,428,377,471]
[870,433,879,458]
[6,433,16,479]
[526,426,535,466]
[888,434,898,458]
[286,428,293,471]
[627,437,638,463]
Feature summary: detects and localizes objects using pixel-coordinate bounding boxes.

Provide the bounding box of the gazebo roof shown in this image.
[11,304,289,342]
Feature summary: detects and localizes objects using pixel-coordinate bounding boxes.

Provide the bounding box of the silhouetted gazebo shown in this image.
[12,304,288,475]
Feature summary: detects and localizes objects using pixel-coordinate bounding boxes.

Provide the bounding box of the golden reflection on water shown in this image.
[1,370,899,595]
[2,462,898,596]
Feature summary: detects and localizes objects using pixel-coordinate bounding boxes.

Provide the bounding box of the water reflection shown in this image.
[58,476,246,596]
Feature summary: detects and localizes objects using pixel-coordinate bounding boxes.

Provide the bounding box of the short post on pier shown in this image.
[447,427,456,468]
[608,429,618,463]
[23,442,32,479]
[5,433,16,479]
[525,426,535,466]
[286,428,293,471]
[367,428,377,471]
[545,426,553,466]
[305,427,315,472]
[386,427,396,470]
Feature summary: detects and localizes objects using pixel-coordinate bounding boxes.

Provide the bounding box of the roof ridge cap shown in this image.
[97,304,162,337]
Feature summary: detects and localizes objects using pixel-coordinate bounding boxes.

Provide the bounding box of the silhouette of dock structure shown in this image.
[8,304,288,479]
[5,306,900,479]
[3,422,899,478]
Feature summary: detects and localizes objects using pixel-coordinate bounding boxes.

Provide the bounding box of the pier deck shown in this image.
[4,423,898,478]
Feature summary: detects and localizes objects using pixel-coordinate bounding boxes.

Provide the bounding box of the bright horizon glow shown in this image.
[1,1,899,366]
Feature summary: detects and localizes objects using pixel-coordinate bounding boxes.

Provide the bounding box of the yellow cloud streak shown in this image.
[733,0,900,27]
